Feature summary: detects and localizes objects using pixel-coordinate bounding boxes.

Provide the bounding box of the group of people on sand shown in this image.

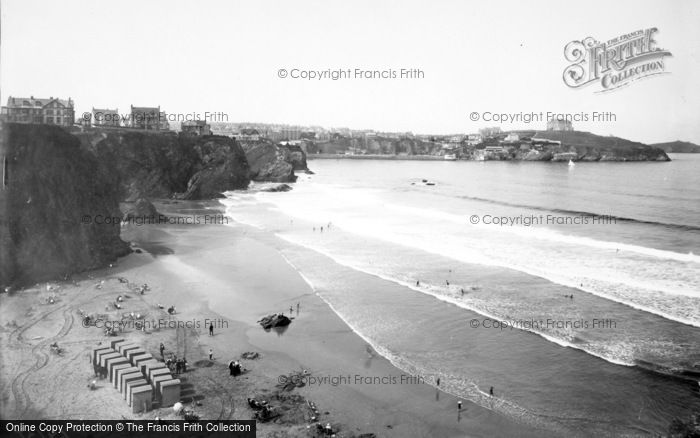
[229,360,243,376]
[248,398,275,421]
[165,355,188,375]
[312,222,333,233]
[160,342,187,374]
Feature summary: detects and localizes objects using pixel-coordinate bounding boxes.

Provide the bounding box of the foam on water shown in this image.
[276,249,562,433]
[236,184,700,327]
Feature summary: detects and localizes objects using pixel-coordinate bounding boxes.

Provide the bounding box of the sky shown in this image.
[1,0,699,143]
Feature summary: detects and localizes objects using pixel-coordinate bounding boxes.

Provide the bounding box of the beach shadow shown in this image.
[271,325,289,336]
[133,241,175,257]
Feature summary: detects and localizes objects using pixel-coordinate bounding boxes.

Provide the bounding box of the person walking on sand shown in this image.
[229,360,235,376]
[457,400,462,411]
[209,349,213,360]
[436,377,441,387]
[489,386,494,397]
[209,322,214,336]
[159,343,165,358]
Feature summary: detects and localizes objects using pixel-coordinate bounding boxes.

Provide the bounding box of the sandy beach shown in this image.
[0,199,552,437]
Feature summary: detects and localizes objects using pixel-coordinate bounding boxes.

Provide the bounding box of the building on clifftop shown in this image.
[2,96,75,126]
[546,119,573,131]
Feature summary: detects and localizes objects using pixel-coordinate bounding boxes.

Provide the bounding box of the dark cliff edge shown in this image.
[239,140,302,182]
[0,123,130,289]
[77,131,251,201]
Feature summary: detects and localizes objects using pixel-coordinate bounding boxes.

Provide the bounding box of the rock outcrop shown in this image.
[239,140,297,182]
[177,136,251,199]
[122,198,160,221]
[79,131,250,200]
[258,313,292,330]
[279,144,309,171]
[0,123,130,288]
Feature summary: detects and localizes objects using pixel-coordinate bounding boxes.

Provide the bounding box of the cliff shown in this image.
[0,123,130,288]
[78,131,251,200]
[650,140,700,153]
[239,140,299,182]
[309,137,442,156]
[519,130,671,161]
[280,144,309,171]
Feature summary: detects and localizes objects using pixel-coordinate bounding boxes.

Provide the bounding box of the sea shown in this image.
[220,154,700,436]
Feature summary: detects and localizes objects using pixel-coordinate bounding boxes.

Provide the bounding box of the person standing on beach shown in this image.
[489,386,494,396]
[159,343,165,358]
[296,302,300,314]
[209,322,214,336]
[289,305,293,314]
[229,360,235,376]
[209,349,213,360]
[436,377,440,387]
[457,400,462,411]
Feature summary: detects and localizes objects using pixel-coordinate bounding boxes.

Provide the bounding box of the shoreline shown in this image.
[0,199,551,437]
[309,154,448,161]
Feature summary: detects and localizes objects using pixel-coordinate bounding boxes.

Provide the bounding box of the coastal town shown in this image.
[0,95,672,162]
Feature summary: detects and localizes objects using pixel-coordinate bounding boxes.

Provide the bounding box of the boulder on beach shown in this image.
[241,351,260,360]
[258,313,292,330]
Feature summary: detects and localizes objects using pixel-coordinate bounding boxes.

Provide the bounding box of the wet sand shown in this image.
[0,199,551,437]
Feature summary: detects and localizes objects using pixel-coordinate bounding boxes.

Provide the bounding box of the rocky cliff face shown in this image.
[0,123,130,288]
[510,130,670,162]
[310,137,442,155]
[239,140,297,182]
[280,144,309,171]
[79,131,251,200]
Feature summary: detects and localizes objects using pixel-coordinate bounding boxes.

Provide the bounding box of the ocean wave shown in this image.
[451,194,700,233]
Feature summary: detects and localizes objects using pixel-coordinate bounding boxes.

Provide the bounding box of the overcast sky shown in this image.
[1,0,699,143]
